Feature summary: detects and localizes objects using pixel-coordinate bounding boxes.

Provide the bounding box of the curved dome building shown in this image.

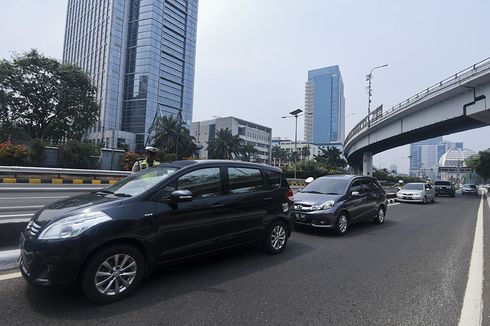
[438,147,477,183]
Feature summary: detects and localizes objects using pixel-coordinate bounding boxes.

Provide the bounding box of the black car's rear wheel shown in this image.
[81,245,144,304]
[264,221,288,255]
[334,213,349,235]
[373,207,385,224]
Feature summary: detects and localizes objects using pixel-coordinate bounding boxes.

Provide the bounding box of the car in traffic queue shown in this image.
[396,182,436,204]
[462,183,479,196]
[19,160,294,304]
[292,175,388,235]
[433,180,456,197]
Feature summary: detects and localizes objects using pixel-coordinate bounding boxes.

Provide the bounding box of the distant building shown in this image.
[192,117,272,163]
[438,147,477,183]
[304,65,345,147]
[63,0,199,151]
[409,137,463,177]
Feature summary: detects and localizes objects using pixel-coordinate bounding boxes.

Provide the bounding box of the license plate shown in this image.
[404,196,412,199]
[296,213,305,219]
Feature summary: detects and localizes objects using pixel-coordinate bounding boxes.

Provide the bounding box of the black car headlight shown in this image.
[38,211,111,240]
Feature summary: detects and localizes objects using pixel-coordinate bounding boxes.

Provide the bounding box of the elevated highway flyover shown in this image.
[344,57,490,175]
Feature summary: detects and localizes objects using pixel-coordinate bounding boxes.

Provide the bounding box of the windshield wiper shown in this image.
[95,189,114,195]
[323,192,339,195]
[301,190,323,194]
[114,192,132,197]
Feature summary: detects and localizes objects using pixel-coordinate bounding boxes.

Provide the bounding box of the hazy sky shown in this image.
[1,0,490,173]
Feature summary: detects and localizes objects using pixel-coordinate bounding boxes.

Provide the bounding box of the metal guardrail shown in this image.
[345,57,490,146]
[0,166,131,178]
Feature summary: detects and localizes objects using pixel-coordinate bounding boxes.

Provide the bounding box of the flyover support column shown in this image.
[362,152,373,176]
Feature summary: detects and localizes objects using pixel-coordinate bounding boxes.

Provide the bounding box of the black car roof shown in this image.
[163,160,283,172]
[317,174,373,181]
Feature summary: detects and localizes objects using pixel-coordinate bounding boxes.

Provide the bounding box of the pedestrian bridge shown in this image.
[344,57,490,175]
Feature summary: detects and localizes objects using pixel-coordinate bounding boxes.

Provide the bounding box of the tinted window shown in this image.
[177,168,221,198]
[266,171,281,189]
[228,167,265,194]
[403,183,424,190]
[360,179,374,194]
[434,181,451,186]
[301,178,349,195]
[349,180,361,193]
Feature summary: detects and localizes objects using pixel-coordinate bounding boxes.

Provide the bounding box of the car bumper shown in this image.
[435,189,454,196]
[293,211,336,228]
[396,197,424,203]
[462,191,478,196]
[19,231,84,287]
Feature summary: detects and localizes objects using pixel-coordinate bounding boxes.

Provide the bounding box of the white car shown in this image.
[396,182,436,204]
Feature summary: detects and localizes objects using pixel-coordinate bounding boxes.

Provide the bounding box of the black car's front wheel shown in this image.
[81,245,145,304]
[265,221,288,255]
[334,213,349,235]
[373,207,385,224]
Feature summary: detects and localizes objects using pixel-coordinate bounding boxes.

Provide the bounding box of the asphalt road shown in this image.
[0,191,487,325]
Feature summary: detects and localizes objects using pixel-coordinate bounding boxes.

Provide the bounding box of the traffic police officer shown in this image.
[132,146,160,173]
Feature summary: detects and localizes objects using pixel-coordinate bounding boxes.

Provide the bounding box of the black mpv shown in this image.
[19,160,294,304]
[293,175,388,235]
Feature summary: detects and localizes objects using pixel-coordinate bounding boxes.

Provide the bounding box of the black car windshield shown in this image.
[403,183,424,190]
[104,165,180,196]
[434,181,451,185]
[300,178,348,195]
[464,184,477,189]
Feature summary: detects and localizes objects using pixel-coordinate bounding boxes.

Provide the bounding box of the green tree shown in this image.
[314,146,347,169]
[239,143,258,162]
[59,140,99,169]
[208,128,242,159]
[271,145,289,166]
[147,115,197,160]
[0,50,98,143]
[466,150,490,181]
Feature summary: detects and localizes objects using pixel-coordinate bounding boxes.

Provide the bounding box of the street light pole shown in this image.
[282,109,303,179]
[366,64,388,127]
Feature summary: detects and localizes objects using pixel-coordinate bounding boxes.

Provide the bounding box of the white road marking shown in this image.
[0,213,33,218]
[388,203,400,206]
[0,206,43,210]
[0,272,22,281]
[0,196,68,200]
[458,194,484,326]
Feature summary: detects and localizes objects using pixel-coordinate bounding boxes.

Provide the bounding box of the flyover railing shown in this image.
[345,57,490,147]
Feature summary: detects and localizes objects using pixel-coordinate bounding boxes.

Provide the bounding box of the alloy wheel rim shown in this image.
[94,254,137,296]
[271,225,286,250]
[378,209,384,222]
[339,215,348,233]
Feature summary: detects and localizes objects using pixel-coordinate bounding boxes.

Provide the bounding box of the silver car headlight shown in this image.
[311,200,335,210]
[38,211,111,240]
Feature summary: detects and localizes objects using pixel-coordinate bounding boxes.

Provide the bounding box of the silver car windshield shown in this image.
[104,166,180,197]
[403,183,424,191]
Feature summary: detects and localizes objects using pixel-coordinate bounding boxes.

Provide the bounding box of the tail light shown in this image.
[286,188,294,202]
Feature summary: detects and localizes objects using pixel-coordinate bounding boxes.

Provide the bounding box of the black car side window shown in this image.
[360,179,375,194]
[176,168,221,198]
[265,171,281,190]
[228,167,265,194]
[349,180,361,193]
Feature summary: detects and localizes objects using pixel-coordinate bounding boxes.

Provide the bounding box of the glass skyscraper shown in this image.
[63,0,198,151]
[304,65,345,146]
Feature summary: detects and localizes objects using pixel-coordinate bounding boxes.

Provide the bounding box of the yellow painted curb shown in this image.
[109,180,117,184]
[52,179,63,184]
[29,178,41,184]
[92,180,101,185]
[73,179,84,184]
[3,178,16,183]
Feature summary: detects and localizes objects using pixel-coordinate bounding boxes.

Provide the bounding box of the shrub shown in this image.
[121,151,143,171]
[59,140,99,168]
[0,141,28,165]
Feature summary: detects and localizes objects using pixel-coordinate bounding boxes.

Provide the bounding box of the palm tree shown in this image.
[208,128,242,159]
[147,115,197,160]
[239,143,258,162]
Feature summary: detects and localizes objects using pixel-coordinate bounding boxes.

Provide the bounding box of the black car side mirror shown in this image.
[351,191,360,198]
[170,190,193,202]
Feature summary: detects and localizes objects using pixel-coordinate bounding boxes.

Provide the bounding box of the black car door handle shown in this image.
[263,197,272,201]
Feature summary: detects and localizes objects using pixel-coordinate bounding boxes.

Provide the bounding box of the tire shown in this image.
[432,195,436,203]
[264,221,288,255]
[334,213,349,235]
[373,207,385,225]
[81,245,145,304]
[422,196,427,205]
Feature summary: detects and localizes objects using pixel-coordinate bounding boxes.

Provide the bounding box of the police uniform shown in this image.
[131,147,160,173]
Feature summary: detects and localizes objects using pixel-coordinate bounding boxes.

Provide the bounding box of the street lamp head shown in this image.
[289,109,303,116]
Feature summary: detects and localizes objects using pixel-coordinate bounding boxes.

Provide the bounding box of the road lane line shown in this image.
[388,203,400,206]
[0,213,33,218]
[0,206,43,210]
[0,196,68,200]
[458,194,484,326]
[0,272,21,281]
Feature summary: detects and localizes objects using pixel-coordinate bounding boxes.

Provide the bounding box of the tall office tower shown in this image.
[63,0,199,151]
[304,65,345,147]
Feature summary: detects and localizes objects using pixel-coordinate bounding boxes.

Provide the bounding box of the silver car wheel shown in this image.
[94,254,137,296]
[339,215,348,233]
[271,225,286,250]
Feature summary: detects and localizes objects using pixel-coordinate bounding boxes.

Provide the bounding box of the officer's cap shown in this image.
[145,146,158,153]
